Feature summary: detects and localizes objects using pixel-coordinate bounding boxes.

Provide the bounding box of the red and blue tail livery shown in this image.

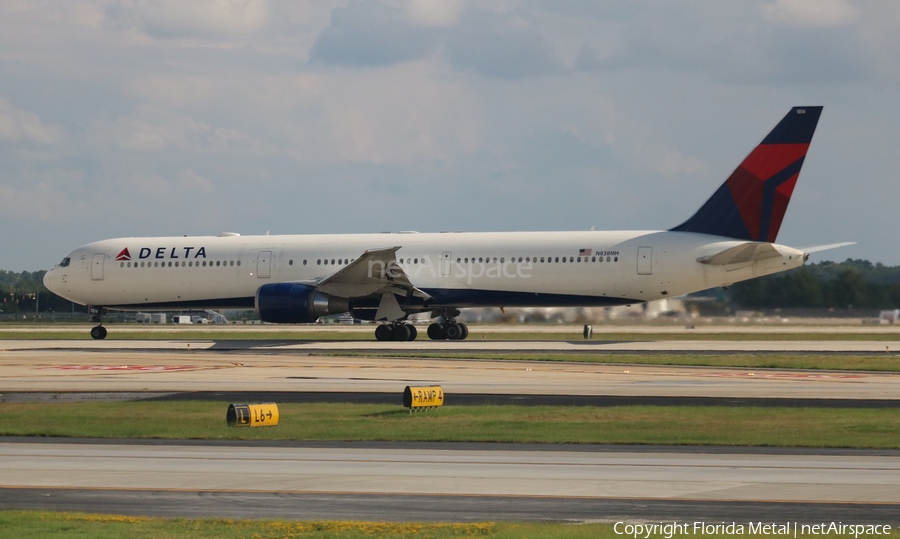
[672,106,823,242]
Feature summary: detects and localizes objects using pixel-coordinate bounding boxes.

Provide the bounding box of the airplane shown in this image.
[44,106,843,341]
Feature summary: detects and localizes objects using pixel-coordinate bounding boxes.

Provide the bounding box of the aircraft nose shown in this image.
[43,268,59,294]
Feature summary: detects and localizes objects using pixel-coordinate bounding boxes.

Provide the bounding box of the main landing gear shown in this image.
[427,321,469,340]
[374,322,418,342]
[90,308,108,340]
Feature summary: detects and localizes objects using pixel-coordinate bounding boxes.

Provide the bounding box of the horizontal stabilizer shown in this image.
[799,242,856,254]
[698,242,781,265]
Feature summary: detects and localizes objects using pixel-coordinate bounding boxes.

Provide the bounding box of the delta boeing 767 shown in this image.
[44,106,846,341]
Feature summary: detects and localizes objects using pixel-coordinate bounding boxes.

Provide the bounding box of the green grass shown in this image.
[1,401,898,448]
[334,352,900,372]
[1,512,896,539]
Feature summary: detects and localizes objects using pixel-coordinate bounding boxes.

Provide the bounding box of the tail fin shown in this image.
[671,106,823,242]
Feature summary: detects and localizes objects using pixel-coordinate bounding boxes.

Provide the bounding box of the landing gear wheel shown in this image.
[374,324,394,341]
[458,323,468,340]
[407,325,418,341]
[392,324,411,342]
[90,326,107,340]
[427,323,446,340]
[445,323,463,340]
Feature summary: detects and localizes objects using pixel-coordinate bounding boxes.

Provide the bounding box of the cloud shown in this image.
[574,2,873,84]
[309,2,565,78]
[406,0,465,27]
[106,0,269,39]
[89,104,255,153]
[0,96,67,146]
[309,2,440,66]
[0,169,89,224]
[445,9,566,79]
[762,0,858,27]
[301,64,483,164]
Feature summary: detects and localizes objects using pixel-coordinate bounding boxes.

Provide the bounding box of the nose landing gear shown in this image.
[90,308,108,340]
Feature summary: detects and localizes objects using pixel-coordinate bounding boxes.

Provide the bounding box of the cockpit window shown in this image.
[59,257,70,267]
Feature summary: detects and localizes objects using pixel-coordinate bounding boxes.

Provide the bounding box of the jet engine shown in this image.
[255,283,351,323]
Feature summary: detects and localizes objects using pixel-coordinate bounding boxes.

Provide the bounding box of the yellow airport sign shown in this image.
[403,385,444,411]
[226,403,279,427]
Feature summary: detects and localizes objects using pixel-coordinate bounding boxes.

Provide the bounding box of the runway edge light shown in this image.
[226,403,279,427]
[403,385,444,413]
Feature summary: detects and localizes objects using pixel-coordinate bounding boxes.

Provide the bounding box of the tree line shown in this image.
[0,270,76,314]
[728,259,900,310]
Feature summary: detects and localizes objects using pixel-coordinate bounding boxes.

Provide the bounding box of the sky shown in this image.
[1,0,899,271]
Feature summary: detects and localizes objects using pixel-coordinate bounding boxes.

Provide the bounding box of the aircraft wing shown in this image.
[314,246,431,300]
[697,242,782,266]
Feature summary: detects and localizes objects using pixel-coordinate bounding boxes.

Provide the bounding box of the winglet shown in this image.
[671,107,823,243]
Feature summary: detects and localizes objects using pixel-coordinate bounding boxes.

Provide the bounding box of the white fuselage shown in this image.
[43,230,806,312]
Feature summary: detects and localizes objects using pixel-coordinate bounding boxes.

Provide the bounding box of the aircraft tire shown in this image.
[427,323,445,340]
[445,323,463,340]
[407,325,418,341]
[90,326,107,340]
[374,324,394,341]
[392,324,411,342]
[458,323,468,340]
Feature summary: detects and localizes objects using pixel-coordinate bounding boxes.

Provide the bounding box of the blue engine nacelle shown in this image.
[255,283,352,324]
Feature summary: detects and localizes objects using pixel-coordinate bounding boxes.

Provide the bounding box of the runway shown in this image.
[2,337,899,523]
[1,438,898,523]
[5,337,900,353]
[1,344,899,399]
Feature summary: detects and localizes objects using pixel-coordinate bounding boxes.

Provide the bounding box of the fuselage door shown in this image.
[441,252,452,276]
[637,246,653,275]
[91,253,105,281]
[257,251,272,279]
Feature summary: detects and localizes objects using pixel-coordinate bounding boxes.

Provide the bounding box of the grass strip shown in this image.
[0,512,896,539]
[1,329,899,341]
[329,352,900,372]
[1,402,898,448]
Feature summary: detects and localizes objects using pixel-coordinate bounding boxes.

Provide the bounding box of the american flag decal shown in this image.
[578,248,591,256]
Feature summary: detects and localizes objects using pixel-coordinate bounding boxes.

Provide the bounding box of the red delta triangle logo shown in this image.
[116,248,131,261]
